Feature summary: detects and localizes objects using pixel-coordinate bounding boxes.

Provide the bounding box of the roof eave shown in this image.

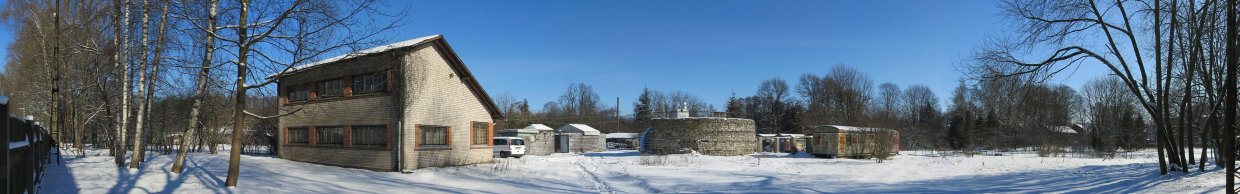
[430,37,505,120]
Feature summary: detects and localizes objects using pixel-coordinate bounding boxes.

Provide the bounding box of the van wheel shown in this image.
[500,151,510,158]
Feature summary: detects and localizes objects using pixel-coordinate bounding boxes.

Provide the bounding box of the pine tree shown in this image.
[726,92,742,118]
[634,87,653,126]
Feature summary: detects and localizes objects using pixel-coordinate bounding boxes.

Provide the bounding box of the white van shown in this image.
[493,137,526,158]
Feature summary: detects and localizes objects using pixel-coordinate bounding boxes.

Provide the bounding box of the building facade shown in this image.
[555,124,606,153]
[275,34,504,171]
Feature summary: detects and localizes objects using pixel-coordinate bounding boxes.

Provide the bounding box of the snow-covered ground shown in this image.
[40,148,1223,193]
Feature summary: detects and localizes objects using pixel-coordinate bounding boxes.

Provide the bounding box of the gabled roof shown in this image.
[269,35,442,78]
[809,125,896,134]
[270,34,504,120]
[558,124,601,136]
[1050,125,1081,134]
[499,128,541,134]
[524,124,554,131]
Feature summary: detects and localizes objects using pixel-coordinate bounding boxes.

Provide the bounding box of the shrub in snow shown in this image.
[639,154,669,166]
[491,158,514,175]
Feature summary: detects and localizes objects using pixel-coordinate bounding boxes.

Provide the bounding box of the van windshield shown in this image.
[512,139,525,145]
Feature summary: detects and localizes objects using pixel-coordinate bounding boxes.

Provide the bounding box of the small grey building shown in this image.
[556,124,605,153]
[498,124,556,156]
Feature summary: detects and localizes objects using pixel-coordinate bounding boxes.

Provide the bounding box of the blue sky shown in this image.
[374,0,1108,113]
[0,1,1112,114]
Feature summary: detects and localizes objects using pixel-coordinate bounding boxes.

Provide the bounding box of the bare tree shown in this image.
[901,84,940,150]
[1223,0,1238,191]
[213,0,402,186]
[874,83,901,128]
[967,0,1219,174]
[756,78,792,133]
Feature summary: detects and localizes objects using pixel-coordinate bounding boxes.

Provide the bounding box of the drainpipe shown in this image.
[398,121,411,173]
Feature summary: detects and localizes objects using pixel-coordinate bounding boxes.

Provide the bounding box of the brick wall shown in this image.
[278,39,499,171]
[277,49,402,170]
[397,42,495,170]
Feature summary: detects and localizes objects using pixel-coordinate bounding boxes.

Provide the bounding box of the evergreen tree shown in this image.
[726,92,742,118]
[947,115,964,150]
[634,87,653,126]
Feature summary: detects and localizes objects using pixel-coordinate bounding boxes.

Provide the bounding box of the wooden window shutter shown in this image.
[308,126,317,145]
[344,125,353,147]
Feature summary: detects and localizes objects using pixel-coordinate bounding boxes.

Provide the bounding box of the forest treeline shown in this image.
[0,0,400,186]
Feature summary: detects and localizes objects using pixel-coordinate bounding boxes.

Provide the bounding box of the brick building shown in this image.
[273,34,504,171]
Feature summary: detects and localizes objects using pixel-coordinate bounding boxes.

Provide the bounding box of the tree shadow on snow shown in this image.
[583,151,641,158]
[599,162,1220,193]
[39,149,82,193]
[839,163,1221,193]
[106,154,154,194]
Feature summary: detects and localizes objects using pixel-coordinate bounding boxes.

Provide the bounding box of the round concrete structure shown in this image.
[644,117,758,156]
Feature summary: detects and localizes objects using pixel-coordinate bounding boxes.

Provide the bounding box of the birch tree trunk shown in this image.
[132,0,170,168]
[112,0,132,167]
[171,0,217,174]
[129,0,153,169]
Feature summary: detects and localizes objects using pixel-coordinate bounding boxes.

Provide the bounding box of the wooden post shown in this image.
[24,119,33,194]
[1,99,9,193]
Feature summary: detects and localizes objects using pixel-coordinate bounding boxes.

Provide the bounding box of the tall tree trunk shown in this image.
[51,0,62,150]
[1153,0,1170,175]
[1159,0,1185,172]
[112,0,132,167]
[172,0,217,174]
[133,0,170,167]
[225,0,251,187]
[129,0,153,169]
[1169,0,1190,172]
[1222,0,1236,191]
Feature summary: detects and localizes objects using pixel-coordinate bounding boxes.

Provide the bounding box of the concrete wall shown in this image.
[397,42,495,170]
[646,118,758,156]
[558,133,605,153]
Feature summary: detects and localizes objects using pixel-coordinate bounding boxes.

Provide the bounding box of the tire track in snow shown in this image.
[573,157,613,194]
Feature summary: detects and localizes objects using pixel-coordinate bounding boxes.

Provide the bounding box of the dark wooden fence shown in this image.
[1,97,56,194]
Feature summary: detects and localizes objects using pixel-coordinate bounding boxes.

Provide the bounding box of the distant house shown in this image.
[498,124,556,155]
[556,124,605,153]
[807,125,899,158]
[274,34,504,171]
[1046,124,1087,149]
